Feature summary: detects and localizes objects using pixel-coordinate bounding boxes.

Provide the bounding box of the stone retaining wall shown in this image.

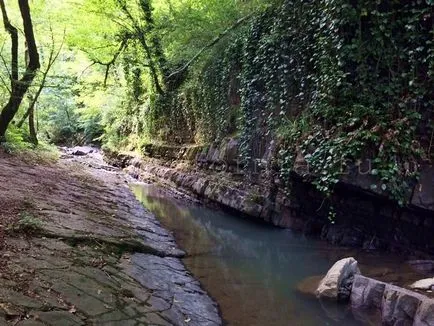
[103,140,434,255]
[351,275,434,325]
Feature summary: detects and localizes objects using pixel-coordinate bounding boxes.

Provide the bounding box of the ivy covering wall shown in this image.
[145,0,433,205]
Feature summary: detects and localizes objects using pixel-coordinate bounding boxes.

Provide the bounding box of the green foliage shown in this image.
[146,0,433,207]
[0,0,431,209]
[1,125,33,153]
[7,212,43,235]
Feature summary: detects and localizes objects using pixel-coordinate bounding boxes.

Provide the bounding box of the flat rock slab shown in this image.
[122,253,221,326]
[0,152,221,325]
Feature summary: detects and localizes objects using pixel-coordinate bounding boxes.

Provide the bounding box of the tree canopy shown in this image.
[0,0,432,206]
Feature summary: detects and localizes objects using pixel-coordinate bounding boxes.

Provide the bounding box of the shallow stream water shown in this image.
[131,183,425,326]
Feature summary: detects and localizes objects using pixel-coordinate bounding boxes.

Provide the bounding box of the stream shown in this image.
[131,182,424,326]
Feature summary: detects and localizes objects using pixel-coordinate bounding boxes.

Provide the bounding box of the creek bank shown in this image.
[104,140,434,255]
[0,148,221,326]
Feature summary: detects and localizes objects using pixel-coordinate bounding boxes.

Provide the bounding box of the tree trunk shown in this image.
[0,0,40,141]
[28,100,37,145]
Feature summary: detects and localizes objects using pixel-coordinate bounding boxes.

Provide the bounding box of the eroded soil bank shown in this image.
[0,149,221,326]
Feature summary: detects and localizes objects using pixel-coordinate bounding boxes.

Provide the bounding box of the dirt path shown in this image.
[0,148,221,326]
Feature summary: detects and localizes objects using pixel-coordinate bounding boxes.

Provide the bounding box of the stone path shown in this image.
[0,149,221,325]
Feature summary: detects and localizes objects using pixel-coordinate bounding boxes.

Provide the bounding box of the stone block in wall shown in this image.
[211,146,221,163]
[350,276,384,325]
[225,138,239,165]
[351,276,434,326]
[351,275,385,310]
[382,285,425,326]
[206,145,217,162]
[411,165,434,211]
[414,300,434,326]
[192,178,208,196]
[241,198,263,218]
[184,146,204,161]
[196,146,209,162]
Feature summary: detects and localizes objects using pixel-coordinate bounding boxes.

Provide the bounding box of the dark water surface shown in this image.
[131,183,422,326]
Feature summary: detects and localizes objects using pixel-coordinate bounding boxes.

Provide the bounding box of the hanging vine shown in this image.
[125,0,433,206]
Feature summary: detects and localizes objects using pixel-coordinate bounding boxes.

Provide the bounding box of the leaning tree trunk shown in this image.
[0,0,40,141]
[28,94,37,145]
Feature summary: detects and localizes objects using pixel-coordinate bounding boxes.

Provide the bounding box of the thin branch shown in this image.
[0,71,10,93]
[0,0,18,83]
[17,26,64,128]
[166,14,252,81]
[79,62,97,79]
[0,0,40,139]
[0,42,11,80]
[88,38,128,87]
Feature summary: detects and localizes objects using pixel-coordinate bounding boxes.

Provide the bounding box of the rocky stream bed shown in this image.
[2,146,434,326]
[0,148,221,326]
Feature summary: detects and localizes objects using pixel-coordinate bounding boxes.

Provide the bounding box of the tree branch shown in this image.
[89,38,128,87]
[0,0,18,84]
[116,0,164,95]
[0,0,40,139]
[17,27,64,128]
[166,14,252,81]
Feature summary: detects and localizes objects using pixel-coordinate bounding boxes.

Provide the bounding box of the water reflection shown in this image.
[131,183,366,326]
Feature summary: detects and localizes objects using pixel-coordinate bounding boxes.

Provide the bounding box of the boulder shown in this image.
[410,278,434,291]
[69,146,95,156]
[316,257,361,301]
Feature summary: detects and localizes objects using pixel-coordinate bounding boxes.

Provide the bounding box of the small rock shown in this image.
[316,257,361,301]
[410,278,434,291]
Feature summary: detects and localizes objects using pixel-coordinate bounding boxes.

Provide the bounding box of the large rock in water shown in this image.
[410,278,434,291]
[316,257,360,301]
[69,146,95,156]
